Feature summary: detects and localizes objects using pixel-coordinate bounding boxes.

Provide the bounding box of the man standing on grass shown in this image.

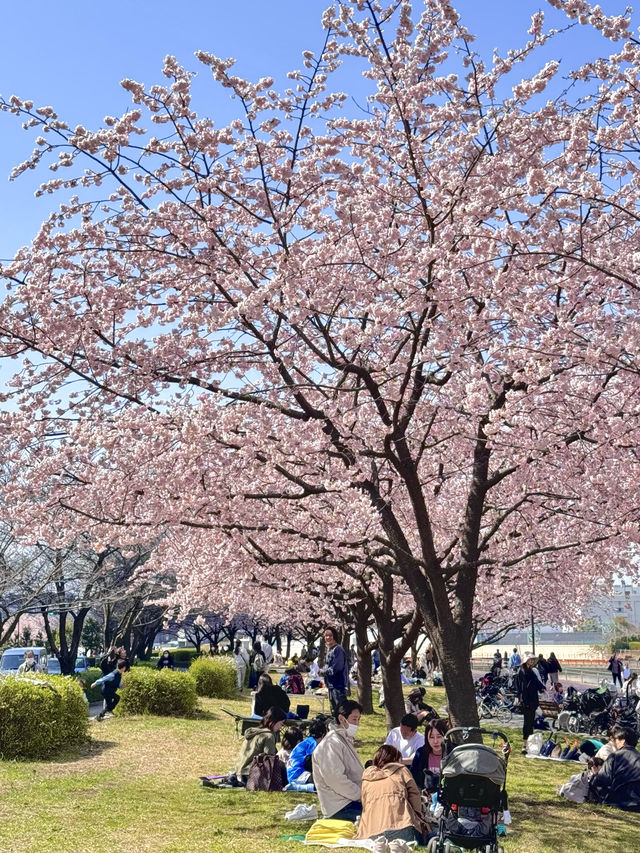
[321,627,348,716]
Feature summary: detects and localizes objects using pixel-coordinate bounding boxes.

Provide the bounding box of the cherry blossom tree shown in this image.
[1,0,640,724]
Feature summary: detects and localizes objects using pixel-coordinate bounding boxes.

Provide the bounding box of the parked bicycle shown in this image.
[476,692,513,724]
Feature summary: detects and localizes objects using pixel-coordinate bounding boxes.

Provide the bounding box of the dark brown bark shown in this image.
[352,600,374,714]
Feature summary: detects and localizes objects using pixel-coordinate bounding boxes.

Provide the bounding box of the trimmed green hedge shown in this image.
[76,667,104,703]
[189,656,237,698]
[117,667,197,717]
[169,648,200,665]
[133,658,160,669]
[0,674,89,759]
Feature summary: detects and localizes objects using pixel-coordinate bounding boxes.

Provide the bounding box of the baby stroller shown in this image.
[427,727,510,853]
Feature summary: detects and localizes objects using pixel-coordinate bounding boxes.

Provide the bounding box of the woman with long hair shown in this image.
[234,706,287,784]
[410,718,449,792]
[253,672,291,717]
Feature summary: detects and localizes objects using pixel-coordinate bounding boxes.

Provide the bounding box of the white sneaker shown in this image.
[285,803,318,821]
[388,840,415,853]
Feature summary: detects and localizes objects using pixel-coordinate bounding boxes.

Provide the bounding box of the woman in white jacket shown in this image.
[312,699,364,821]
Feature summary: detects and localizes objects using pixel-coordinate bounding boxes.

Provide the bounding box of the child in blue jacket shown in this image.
[92,659,127,719]
[287,717,328,784]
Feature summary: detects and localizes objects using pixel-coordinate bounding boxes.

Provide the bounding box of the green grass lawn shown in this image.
[0,686,638,852]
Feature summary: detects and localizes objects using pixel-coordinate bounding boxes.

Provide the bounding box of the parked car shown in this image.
[0,646,49,674]
[46,656,88,674]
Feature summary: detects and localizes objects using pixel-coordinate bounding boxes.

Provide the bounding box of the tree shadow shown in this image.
[46,736,118,764]
[507,793,640,850]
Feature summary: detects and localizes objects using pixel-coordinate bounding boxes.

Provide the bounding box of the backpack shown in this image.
[245,753,285,791]
[252,653,265,673]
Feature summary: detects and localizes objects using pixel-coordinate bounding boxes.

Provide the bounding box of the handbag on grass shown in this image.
[245,753,286,791]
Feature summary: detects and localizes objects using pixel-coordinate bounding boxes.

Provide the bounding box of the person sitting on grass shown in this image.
[596,728,618,761]
[558,756,604,803]
[234,706,287,785]
[312,699,364,821]
[410,718,449,793]
[405,687,438,724]
[384,713,425,763]
[354,744,433,847]
[93,659,127,720]
[287,717,328,786]
[284,667,306,695]
[552,682,564,704]
[253,673,291,718]
[305,658,322,690]
[277,726,304,764]
[590,724,640,811]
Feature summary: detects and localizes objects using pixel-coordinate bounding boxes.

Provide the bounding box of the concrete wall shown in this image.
[472,642,611,663]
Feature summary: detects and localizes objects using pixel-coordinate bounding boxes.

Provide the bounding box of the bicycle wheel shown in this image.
[567,714,582,734]
[478,702,491,720]
[495,705,512,724]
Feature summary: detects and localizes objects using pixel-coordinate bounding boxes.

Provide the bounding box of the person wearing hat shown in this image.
[404,687,438,724]
[514,652,546,753]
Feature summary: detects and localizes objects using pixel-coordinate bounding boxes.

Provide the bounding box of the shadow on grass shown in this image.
[47,736,118,764]
[506,793,639,850]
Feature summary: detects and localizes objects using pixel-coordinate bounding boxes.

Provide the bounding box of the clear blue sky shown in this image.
[0,0,632,260]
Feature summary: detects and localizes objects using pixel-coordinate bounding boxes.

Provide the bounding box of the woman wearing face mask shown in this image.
[312,699,364,821]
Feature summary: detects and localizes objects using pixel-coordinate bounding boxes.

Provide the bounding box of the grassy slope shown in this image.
[0,687,638,852]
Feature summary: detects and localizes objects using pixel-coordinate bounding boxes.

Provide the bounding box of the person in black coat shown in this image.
[157,650,174,670]
[590,725,640,811]
[253,673,291,717]
[535,654,549,685]
[545,652,562,685]
[515,653,546,752]
[99,647,119,676]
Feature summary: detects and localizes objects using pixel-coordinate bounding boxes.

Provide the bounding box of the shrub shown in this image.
[189,656,237,698]
[133,657,159,669]
[170,648,200,665]
[0,674,89,759]
[117,667,197,717]
[76,667,104,703]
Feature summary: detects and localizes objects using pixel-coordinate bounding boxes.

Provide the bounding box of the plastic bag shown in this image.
[527,732,544,755]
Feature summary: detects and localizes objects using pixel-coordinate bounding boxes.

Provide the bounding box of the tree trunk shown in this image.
[286,631,292,659]
[356,646,373,713]
[352,600,374,714]
[431,627,479,727]
[379,652,405,727]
